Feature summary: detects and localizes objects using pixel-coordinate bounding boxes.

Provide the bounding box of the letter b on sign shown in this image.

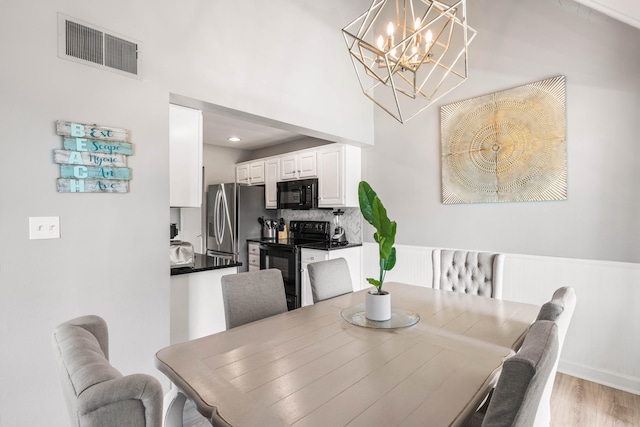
[70,123,85,137]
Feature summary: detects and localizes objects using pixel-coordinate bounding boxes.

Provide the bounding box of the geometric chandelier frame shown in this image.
[342,0,477,123]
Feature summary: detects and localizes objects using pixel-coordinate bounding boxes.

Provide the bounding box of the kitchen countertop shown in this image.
[247,238,363,251]
[170,253,242,276]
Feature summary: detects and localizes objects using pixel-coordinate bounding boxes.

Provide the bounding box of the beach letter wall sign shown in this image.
[54,121,133,193]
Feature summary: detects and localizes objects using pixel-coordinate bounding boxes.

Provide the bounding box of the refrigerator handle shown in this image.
[219,185,234,249]
[213,188,224,247]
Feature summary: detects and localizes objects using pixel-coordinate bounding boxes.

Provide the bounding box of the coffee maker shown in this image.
[331,209,348,245]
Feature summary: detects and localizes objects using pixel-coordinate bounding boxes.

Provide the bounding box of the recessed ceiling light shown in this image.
[227,136,241,142]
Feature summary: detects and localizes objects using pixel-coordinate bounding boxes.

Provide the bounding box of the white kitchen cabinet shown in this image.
[317,144,361,208]
[236,160,265,185]
[170,266,238,344]
[264,157,279,209]
[248,242,260,272]
[279,150,317,181]
[169,104,203,207]
[300,246,363,307]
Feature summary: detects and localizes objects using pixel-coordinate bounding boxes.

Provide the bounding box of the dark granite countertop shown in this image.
[247,238,362,251]
[170,253,242,276]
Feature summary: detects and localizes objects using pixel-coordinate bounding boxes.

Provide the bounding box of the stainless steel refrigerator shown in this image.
[206,183,268,272]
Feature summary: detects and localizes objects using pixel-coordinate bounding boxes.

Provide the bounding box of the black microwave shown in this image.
[277,178,318,210]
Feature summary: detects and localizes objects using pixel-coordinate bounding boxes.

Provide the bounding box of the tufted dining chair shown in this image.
[432,249,505,299]
[307,258,353,303]
[221,268,288,329]
[52,315,163,427]
[532,286,577,427]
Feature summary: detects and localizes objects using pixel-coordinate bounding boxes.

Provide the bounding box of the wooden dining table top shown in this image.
[155,282,540,427]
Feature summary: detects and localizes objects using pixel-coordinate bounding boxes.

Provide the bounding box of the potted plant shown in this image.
[358,181,397,321]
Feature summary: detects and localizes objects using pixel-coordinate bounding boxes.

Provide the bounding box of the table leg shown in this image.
[163,387,187,427]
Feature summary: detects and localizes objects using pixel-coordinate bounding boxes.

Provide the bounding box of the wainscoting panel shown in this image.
[362,242,640,395]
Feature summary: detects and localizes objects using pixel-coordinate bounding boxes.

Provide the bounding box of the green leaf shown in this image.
[358,181,377,226]
[384,247,397,271]
[366,278,381,288]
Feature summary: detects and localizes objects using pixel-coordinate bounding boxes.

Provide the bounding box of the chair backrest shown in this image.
[307,257,353,303]
[52,315,163,427]
[481,320,559,427]
[432,249,505,299]
[533,286,577,427]
[221,269,288,329]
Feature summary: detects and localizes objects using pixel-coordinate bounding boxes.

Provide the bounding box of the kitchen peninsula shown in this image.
[170,254,241,345]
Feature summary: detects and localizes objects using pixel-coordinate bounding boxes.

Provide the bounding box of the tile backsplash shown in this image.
[278,207,362,243]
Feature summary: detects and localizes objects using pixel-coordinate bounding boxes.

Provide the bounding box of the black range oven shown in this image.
[259,220,330,310]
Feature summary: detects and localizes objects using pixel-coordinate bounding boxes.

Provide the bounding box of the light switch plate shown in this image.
[29,217,60,240]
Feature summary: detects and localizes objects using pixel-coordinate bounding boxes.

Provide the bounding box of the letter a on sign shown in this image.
[67,151,82,165]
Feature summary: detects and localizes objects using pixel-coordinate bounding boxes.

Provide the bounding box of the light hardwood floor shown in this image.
[551,373,640,427]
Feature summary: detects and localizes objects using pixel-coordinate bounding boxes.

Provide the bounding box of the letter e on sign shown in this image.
[75,138,88,151]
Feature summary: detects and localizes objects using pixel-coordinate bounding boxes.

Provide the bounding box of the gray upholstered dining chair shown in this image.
[221,268,288,329]
[307,257,353,303]
[532,286,577,427]
[432,249,505,299]
[52,315,163,427]
[468,319,559,427]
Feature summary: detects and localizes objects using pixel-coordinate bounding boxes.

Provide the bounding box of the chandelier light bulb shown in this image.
[377,35,384,50]
[426,29,433,46]
[387,22,395,36]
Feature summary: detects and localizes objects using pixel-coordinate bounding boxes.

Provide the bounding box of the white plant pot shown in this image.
[365,290,391,321]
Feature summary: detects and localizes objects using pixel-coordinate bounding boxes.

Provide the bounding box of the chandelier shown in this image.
[342,0,477,123]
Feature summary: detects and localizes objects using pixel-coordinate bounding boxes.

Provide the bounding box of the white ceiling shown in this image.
[202,110,302,150]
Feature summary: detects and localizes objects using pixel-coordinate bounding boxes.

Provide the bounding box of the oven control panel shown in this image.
[290,220,330,237]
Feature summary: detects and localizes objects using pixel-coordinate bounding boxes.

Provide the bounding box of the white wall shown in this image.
[363,243,640,394]
[362,0,640,264]
[0,1,372,425]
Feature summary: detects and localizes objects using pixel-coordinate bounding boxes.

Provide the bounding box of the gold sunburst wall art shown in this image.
[440,75,567,204]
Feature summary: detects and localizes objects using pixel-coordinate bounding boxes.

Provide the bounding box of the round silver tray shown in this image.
[341,303,420,329]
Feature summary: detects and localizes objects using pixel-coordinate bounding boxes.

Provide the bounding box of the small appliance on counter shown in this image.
[170,241,195,269]
[331,209,348,246]
[170,223,195,269]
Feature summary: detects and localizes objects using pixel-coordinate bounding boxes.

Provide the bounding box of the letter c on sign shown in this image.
[73,166,88,178]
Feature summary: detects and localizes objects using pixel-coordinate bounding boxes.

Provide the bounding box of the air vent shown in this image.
[58,13,141,78]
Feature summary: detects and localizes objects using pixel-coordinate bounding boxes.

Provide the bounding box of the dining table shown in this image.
[155,282,540,427]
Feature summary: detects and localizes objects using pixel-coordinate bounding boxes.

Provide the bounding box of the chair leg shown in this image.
[163,387,187,427]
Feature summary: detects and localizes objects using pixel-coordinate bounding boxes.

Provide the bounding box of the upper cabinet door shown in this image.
[279,154,298,180]
[318,144,361,208]
[236,163,250,184]
[297,151,317,178]
[236,161,264,185]
[265,158,279,209]
[248,161,265,184]
[279,151,317,181]
[169,104,203,207]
